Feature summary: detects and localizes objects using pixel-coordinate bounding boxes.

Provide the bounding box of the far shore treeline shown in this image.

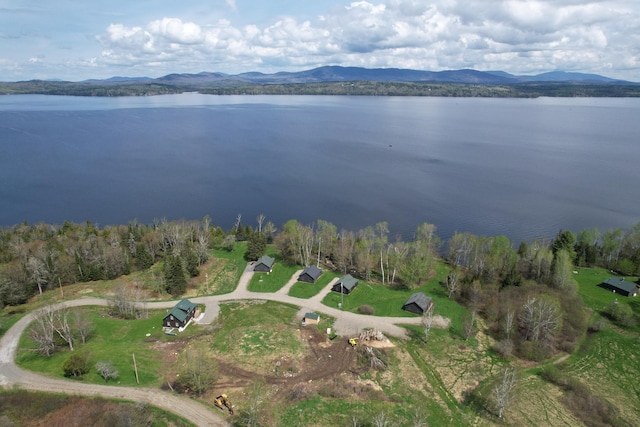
[2,80,640,98]
[1,216,638,308]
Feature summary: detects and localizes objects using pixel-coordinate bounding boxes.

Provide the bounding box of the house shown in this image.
[298,265,322,283]
[254,255,275,272]
[303,312,320,325]
[601,277,639,297]
[163,299,200,330]
[402,292,434,315]
[331,274,358,294]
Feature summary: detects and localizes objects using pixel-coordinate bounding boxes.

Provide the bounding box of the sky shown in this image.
[1,0,638,82]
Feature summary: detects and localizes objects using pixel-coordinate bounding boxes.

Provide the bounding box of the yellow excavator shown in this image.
[214,394,234,415]
[349,337,359,347]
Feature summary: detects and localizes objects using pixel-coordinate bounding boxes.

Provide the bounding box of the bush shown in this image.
[493,338,514,358]
[604,301,636,327]
[63,353,89,378]
[357,305,375,315]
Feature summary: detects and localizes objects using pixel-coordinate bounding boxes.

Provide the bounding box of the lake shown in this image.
[0,93,639,243]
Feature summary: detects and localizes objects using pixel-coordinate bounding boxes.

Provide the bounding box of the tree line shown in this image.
[1,216,639,308]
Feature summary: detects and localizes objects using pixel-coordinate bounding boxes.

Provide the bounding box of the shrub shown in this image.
[604,301,636,327]
[493,338,514,358]
[63,353,89,378]
[358,305,375,315]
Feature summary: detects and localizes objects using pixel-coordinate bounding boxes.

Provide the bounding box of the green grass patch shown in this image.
[288,272,339,299]
[248,263,300,292]
[17,308,170,387]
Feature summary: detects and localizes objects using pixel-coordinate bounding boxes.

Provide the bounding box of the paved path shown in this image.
[0,262,449,426]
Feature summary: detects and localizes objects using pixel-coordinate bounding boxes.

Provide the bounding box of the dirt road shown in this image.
[0,263,449,426]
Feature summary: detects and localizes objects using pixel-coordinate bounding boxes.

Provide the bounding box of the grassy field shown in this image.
[248,262,300,292]
[0,389,194,427]
[287,272,339,299]
[16,308,175,387]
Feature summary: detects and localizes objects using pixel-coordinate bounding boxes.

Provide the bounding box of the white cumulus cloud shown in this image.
[92,0,640,79]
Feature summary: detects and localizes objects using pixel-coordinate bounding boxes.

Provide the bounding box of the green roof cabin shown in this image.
[402,292,434,315]
[331,274,358,294]
[602,277,639,297]
[163,299,200,330]
[254,255,275,272]
[298,265,322,283]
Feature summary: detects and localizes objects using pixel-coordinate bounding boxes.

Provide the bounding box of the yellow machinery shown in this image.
[214,394,234,415]
[349,337,359,347]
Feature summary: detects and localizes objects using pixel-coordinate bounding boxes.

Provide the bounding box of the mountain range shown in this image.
[86,66,632,86]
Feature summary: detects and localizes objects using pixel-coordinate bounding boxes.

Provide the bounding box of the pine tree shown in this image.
[164,255,186,297]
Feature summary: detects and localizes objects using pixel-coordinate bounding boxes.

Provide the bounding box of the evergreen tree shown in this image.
[164,255,186,297]
[135,243,154,270]
[184,246,200,277]
[245,233,267,261]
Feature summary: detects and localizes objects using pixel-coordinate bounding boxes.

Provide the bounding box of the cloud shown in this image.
[94,0,639,78]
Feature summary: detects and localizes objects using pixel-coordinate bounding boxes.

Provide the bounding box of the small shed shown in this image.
[331,274,358,294]
[303,312,320,325]
[163,299,200,330]
[298,265,322,283]
[402,292,434,315]
[254,255,275,272]
[602,277,639,297]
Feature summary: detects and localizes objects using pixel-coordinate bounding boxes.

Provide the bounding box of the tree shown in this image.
[551,249,577,292]
[174,343,217,395]
[446,267,461,298]
[62,352,89,378]
[494,367,517,418]
[422,306,435,343]
[164,255,186,297]
[30,309,55,357]
[95,360,119,382]
[519,295,562,345]
[238,380,271,427]
[245,232,267,261]
[256,214,266,234]
[375,222,389,285]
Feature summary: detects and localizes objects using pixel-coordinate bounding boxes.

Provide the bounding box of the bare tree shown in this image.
[519,296,562,345]
[95,360,119,382]
[30,309,55,356]
[463,310,476,341]
[503,309,515,340]
[108,283,148,319]
[494,367,517,418]
[234,213,242,233]
[412,408,429,427]
[372,411,396,427]
[74,309,94,345]
[422,306,435,343]
[256,214,266,234]
[446,267,461,299]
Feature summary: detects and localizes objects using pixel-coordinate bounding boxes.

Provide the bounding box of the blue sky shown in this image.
[1,0,638,81]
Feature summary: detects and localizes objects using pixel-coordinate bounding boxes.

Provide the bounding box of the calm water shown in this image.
[1,93,639,243]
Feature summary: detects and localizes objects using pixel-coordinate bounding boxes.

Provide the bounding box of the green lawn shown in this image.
[573,267,638,313]
[248,263,300,292]
[288,272,339,299]
[17,308,171,387]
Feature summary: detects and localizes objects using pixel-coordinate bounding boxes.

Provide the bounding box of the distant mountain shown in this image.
[138,66,629,85]
[13,66,634,86]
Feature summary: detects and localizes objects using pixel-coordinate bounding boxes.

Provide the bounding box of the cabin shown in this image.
[303,312,320,325]
[163,299,200,330]
[254,255,275,272]
[331,274,358,294]
[298,265,322,283]
[601,277,639,297]
[402,292,434,315]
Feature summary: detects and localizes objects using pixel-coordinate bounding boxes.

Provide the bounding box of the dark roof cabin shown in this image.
[602,277,639,297]
[298,265,322,283]
[163,299,199,330]
[402,292,434,315]
[331,274,358,294]
[254,255,275,272]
